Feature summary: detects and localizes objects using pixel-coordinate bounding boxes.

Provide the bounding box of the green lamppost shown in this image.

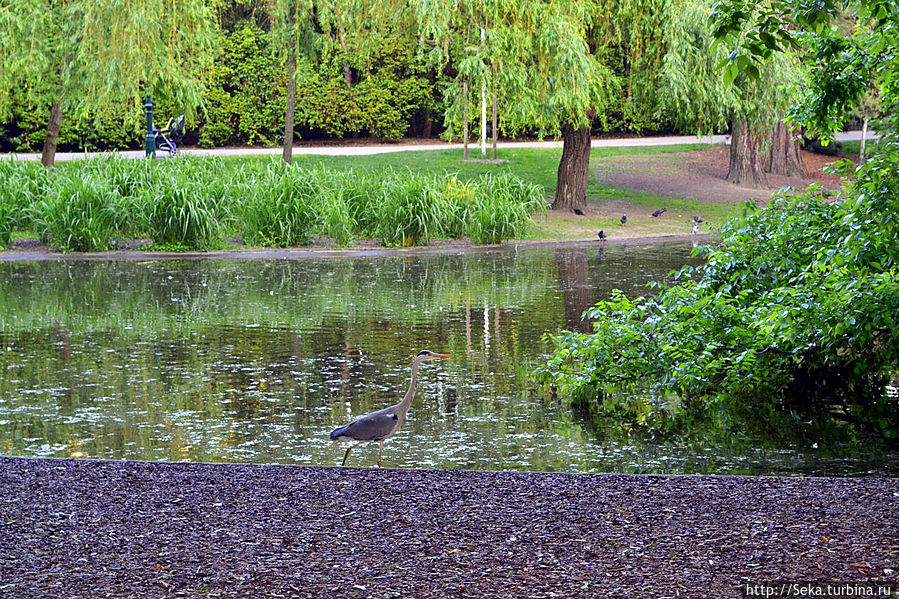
[144,96,155,158]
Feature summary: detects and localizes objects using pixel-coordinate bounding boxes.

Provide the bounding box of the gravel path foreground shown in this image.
[1,457,896,598]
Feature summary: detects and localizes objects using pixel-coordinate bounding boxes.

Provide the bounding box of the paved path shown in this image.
[2,131,871,162]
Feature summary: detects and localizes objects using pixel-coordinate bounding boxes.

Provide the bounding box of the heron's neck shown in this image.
[396,356,424,418]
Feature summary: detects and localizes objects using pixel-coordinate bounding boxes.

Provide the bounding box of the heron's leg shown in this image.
[377,441,384,468]
[341,442,364,467]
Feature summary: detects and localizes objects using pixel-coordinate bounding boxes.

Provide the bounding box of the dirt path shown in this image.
[595,146,848,205]
[1,457,896,598]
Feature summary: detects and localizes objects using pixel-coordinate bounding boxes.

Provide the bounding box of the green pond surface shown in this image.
[1,241,896,475]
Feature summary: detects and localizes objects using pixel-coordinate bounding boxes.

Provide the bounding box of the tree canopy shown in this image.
[412,0,677,211]
[0,0,217,166]
[710,0,898,139]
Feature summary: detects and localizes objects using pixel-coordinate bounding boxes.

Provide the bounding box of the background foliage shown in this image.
[0,0,694,152]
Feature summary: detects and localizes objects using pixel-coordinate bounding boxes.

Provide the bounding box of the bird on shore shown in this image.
[620,214,627,226]
[691,216,704,235]
[651,208,667,218]
[330,350,451,467]
[597,229,606,243]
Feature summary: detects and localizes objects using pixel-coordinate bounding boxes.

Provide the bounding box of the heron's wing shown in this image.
[331,409,400,442]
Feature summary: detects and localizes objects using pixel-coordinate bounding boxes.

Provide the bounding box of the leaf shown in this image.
[722,63,740,86]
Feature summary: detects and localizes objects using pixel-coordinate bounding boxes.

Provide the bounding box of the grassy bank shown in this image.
[1,144,732,252]
[0,157,545,252]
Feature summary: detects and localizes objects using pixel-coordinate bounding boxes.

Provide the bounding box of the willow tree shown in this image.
[658,0,800,188]
[409,0,492,158]
[0,0,216,167]
[314,0,413,90]
[415,0,675,213]
[272,0,420,163]
[268,0,315,164]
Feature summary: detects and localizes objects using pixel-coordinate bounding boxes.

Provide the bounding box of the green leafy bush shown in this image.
[198,25,286,148]
[537,140,899,420]
[295,45,435,140]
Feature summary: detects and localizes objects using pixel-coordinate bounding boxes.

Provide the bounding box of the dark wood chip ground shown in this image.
[1,457,896,598]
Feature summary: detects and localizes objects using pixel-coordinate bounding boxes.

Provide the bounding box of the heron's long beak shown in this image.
[433,353,452,359]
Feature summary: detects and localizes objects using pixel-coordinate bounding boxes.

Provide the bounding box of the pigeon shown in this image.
[597,229,606,242]
[620,214,627,225]
[692,216,704,223]
[573,208,585,216]
[651,208,667,217]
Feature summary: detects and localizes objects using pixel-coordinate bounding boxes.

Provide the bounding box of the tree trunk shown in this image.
[860,117,868,163]
[337,21,353,90]
[479,26,486,159]
[491,64,498,160]
[282,45,297,165]
[764,121,806,178]
[727,119,767,188]
[462,79,469,160]
[41,100,64,169]
[553,115,593,212]
[342,65,353,90]
[480,78,487,159]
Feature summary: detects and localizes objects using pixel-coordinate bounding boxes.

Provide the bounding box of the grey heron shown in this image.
[329,350,451,467]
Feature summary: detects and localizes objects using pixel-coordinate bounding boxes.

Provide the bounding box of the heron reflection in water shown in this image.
[330,350,451,467]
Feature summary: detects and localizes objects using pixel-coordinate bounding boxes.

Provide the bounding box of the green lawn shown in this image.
[282,143,714,197]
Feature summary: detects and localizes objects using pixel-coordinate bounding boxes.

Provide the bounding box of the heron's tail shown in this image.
[329,424,350,440]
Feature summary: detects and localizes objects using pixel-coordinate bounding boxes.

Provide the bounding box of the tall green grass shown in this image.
[137,159,230,250]
[0,199,13,249]
[30,172,119,252]
[466,173,545,244]
[0,159,48,247]
[0,156,546,251]
[374,169,453,246]
[237,162,323,247]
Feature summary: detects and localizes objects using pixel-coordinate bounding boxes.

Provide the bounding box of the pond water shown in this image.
[1,242,896,475]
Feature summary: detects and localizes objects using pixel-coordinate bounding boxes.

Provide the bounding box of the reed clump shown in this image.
[0,159,48,248]
[0,157,545,252]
